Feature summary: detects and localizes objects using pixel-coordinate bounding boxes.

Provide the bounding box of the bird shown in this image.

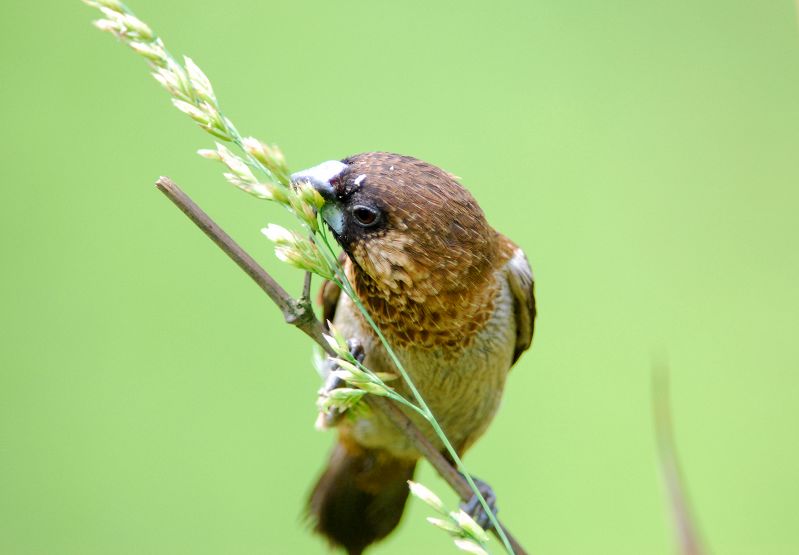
[292,152,536,554]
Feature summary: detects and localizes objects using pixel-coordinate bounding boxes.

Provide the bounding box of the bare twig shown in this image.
[302,270,313,303]
[155,176,527,555]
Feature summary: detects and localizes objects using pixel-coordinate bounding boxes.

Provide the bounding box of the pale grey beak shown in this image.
[291,160,348,234]
[291,160,347,200]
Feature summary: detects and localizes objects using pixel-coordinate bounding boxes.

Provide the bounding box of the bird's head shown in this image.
[292,152,498,298]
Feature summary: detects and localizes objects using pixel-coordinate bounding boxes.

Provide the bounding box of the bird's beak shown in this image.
[290,160,347,202]
[291,160,348,235]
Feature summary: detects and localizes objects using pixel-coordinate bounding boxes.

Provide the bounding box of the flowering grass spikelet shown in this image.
[335,374,391,396]
[243,137,290,186]
[326,321,348,351]
[260,225,333,279]
[453,538,490,555]
[330,359,370,382]
[172,99,209,125]
[317,387,367,413]
[261,223,294,244]
[408,481,447,514]
[92,18,122,34]
[427,517,463,535]
[451,510,491,544]
[329,359,397,397]
[215,143,255,183]
[196,148,221,161]
[120,13,153,39]
[184,56,215,104]
[128,40,165,63]
[152,68,185,99]
[165,58,191,97]
[83,0,285,190]
[295,179,325,210]
[286,182,321,231]
[409,481,493,553]
[322,331,349,359]
[237,180,278,200]
[323,334,344,357]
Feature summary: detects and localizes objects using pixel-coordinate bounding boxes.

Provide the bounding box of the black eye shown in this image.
[352,205,380,227]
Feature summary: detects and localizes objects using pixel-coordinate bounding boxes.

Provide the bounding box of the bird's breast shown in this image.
[333,266,517,459]
[348,250,503,351]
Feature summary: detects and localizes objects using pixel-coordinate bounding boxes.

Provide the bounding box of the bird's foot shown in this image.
[315,339,365,430]
[459,474,499,531]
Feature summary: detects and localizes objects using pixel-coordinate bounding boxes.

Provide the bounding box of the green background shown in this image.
[1,1,797,553]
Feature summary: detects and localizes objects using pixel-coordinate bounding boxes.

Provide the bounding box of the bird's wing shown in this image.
[317,252,348,329]
[505,245,537,366]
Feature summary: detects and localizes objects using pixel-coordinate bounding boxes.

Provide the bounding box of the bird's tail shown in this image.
[308,436,416,555]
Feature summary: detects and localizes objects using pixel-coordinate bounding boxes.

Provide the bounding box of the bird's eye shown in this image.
[352,205,380,227]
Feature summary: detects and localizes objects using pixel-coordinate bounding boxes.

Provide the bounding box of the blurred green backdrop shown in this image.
[1,1,797,554]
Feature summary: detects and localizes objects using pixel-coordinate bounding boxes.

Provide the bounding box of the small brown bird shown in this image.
[293,152,536,554]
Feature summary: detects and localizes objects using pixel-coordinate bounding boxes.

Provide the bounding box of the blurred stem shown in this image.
[652,364,707,555]
[154,176,529,555]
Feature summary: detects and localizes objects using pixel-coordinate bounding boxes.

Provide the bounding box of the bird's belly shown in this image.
[335,274,517,460]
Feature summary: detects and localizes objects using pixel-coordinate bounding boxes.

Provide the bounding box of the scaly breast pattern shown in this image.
[333,266,517,460]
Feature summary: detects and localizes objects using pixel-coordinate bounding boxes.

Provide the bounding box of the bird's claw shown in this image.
[346,339,366,364]
[459,475,499,531]
[315,339,365,429]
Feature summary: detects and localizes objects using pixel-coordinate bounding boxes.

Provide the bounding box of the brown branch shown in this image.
[155,176,528,555]
[302,270,313,303]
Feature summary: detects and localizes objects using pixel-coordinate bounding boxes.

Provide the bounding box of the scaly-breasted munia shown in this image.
[292,152,536,554]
